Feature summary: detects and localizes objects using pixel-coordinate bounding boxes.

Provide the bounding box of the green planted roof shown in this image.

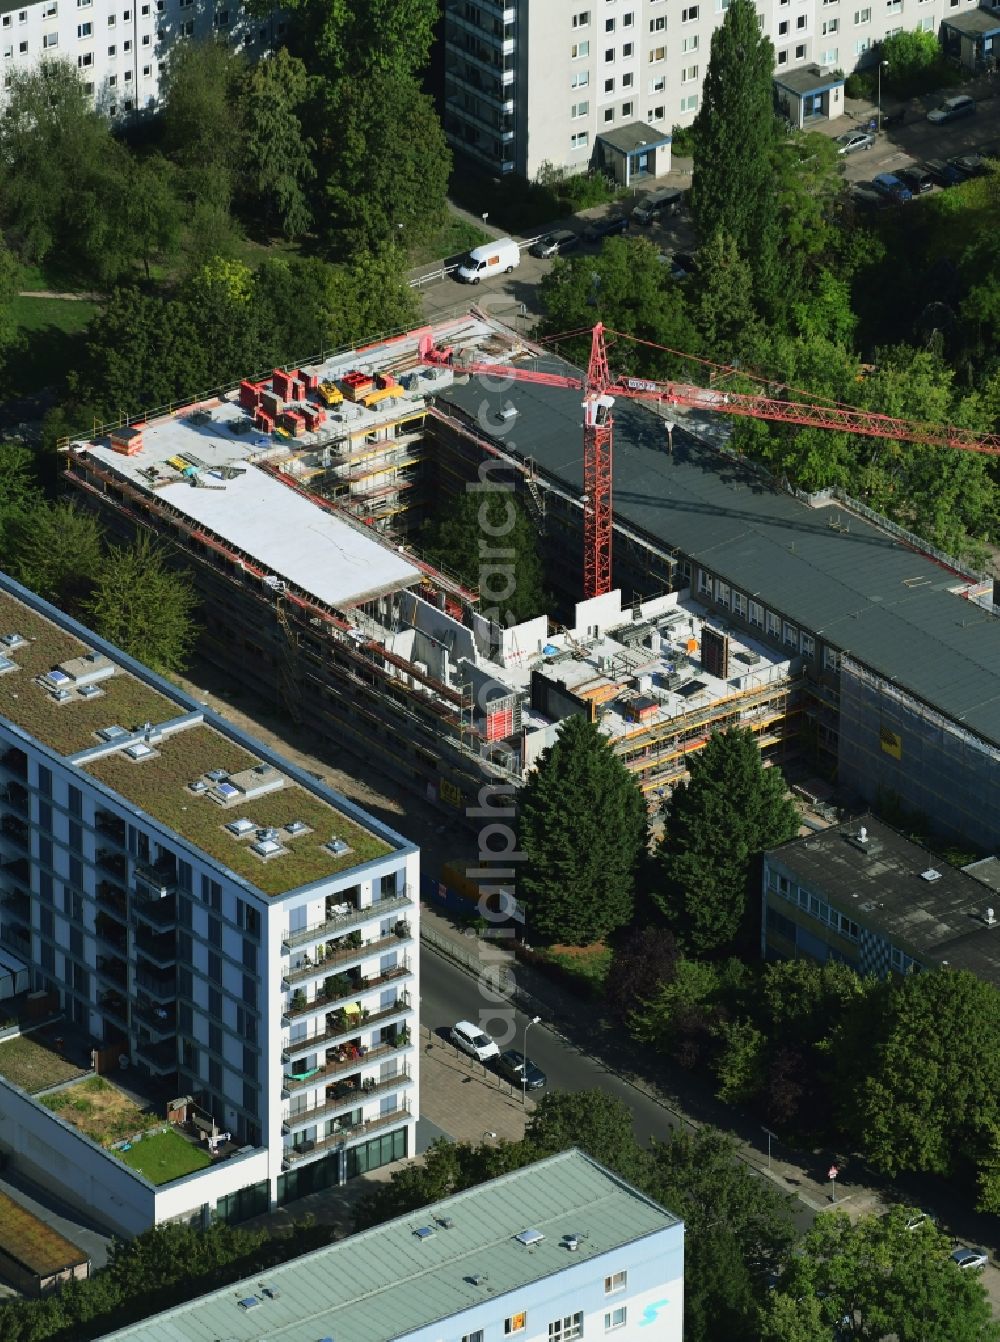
[99,1149,681,1342]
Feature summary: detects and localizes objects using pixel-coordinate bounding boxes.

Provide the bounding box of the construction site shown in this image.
[64,310,1000,846]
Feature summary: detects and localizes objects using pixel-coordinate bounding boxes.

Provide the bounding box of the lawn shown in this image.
[0,1034,88,1094]
[0,592,179,759]
[2,296,101,399]
[84,723,393,896]
[408,217,488,268]
[116,1127,212,1185]
[41,1076,161,1146]
[534,944,612,999]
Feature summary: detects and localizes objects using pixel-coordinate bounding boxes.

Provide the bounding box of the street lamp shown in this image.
[522,1015,541,1107]
[877,58,889,133]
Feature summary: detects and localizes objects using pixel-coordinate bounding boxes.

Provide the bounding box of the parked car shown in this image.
[871,172,913,204]
[669,252,698,280]
[948,153,987,179]
[494,1049,547,1090]
[529,229,579,259]
[898,166,933,195]
[450,1019,500,1062]
[583,214,630,242]
[632,187,684,224]
[925,158,964,188]
[951,1246,989,1271]
[904,1210,937,1231]
[835,130,875,155]
[927,94,976,125]
[850,185,890,212]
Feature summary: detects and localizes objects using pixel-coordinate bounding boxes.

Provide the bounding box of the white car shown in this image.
[951,1246,989,1271]
[835,131,875,155]
[450,1019,500,1062]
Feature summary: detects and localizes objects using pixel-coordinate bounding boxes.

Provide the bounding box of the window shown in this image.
[108,43,116,54]
[649,13,666,28]
[2,16,10,28]
[680,92,699,110]
[796,13,807,26]
[698,568,711,596]
[918,14,933,26]
[800,633,815,659]
[823,646,841,672]
[505,1315,527,1336]
[622,40,633,55]
[651,104,664,119]
[605,1270,628,1293]
[855,35,872,50]
[649,45,665,61]
[549,1315,584,1342]
[782,621,798,648]
[605,75,615,91]
[605,15,615,29]
[732,591,747,618]
[43,32,58,47]
[822,16,839,30]
[571,130,589,148]
[604,45,615,60]
[885,0,901,10]
[765,610,780,638]
[571,69,590,87]
[649,73,665,91]
[571,40,590,57]
[681,33,699,50]
[821,45,838,61]
[854,5,870,17]
[681,3,699,17]
[606,1309,628,1332]
[794,42,805,55]
[463,1334,484,1342]
[778,19,789,33]
[622,70,633,86]
[123,6,130,15]
[621,99,633,114]
[571,100,589,117]
[107,11,115,22]
[715,578,730,608]
[604,107,615,121]
[77,21,92,35]
[680,63,698,80]
[572,9,590,27]
[42,0,57,14]
[141,32,150,43]
[123,36,131,48]
[622,10,633,25]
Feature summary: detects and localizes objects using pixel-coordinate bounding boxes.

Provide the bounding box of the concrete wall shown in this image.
[152,1147,270,1225]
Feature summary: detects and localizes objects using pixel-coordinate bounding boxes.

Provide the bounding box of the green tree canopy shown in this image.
[769,1207,1000,1342]
[603,924,680,1024]
[160,39,246,205]
[526,1090,646,1184]
[420,490,546,625]
[240,49,315,239]
[319,72,450,255]
[283,0,438,82]
[654,728,799,954]
[691,0,780,301]
[3,499,103,614]
[519,716,647,946]
[85,533,199,675]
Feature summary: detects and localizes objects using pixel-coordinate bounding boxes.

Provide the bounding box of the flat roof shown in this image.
[0,1190,89,1278]
[437,358,1000,747]
[0,576,401,897]
[598,120,672,154]
[774,65,844,95]
[100,1149,680,1342]
[768,814,1000,978]
[941,10,1000,35]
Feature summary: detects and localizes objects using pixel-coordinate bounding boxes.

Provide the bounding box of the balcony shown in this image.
[134,859,178,900]
[134,924,176,967]
[284,1068,413,1129]
[282,993,411,1056]
[135,1037,177,1076]
[283,1036,412,1091]
[283,890,411,951]
[284,926,412,987]
[95,914,128,954]
[0,784,29,817]
[285,958,412,1020]
[132,997,175,1037]
[98,990,128,1026]
[135,964,176,1000]
[133,892,177,930]
[0,816,29,850]
[1,922,30,952]
[282,1105,412,1164]
[96,880,128,921]
[95,810,127,846]
[1,889,31,925]
[0,748,27,780]
[96,848,128,881]
[96,955,127,989]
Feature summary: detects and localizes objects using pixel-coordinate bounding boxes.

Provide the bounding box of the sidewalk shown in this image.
[420,901,887,1220]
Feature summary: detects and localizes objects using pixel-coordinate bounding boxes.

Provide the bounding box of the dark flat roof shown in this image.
[768,815,1000,978]
[437,362,1000,746]
[597,121,671,154]
[942,10,1000,35]
[774,65,845,96]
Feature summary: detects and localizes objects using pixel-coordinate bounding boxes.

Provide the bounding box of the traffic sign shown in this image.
[828,1165,839,1181]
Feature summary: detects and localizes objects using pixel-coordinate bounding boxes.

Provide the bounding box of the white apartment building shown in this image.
[444,0,991,178]
[0,571,418,1235]
[0,0,279,118]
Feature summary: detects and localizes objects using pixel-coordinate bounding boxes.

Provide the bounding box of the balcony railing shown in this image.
[284,927,412,986]
[96,880,128,920]
[284,1070,412,1129]
[282,993,411,1057]
[283,891,411,950]
[135,965,176,1000]
[132,998,175,1036]
[283,1038,412,1091]
[98,992,128,1025]
[0,785,29,816]
[0,817,29,849]
[1,890,31,924]
[0,749,27,780]
[134,926,176,967]
[134,860,178,898]
[282,1106,412,1164]
[96,849,128,880]
[95,811,127,846]
[284,959,412,1020]
[133,893,177,930]
[96,955,127,988]
[135,1037,177,1074]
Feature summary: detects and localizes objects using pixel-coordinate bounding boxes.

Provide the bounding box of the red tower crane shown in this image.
[419,324,1000,600]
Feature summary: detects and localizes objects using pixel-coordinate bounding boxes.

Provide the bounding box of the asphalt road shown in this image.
[419,943,818,1236]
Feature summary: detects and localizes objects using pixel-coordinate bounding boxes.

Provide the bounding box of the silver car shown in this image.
[835,131,875,155]
[529,229,579,259]
[951,1246,989,1271]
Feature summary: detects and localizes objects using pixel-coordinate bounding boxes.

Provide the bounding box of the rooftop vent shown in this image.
[986,908,997,927]
[125,742,154,760]
[53,688,72,703]
[285,821,309,836]
[468,1273,489,1286]
[189,780,208,794]
[564,1235,580,1252]
[206,769,230,782]
[251,838,283,859]
[253,763,275,776]
[0,657,16,675]
[413,1225,435,1240]
[226,818,256,837]
[78,684,103,700]
[44,668,71,687]
[237,1296,262,1311]
[857,826,868,844]
[1,634,25,651]
[498,405,518,421]
[514,1229,545,1247]
[921,869,942,883]
[97,725,128,742]
[259,1284,280,1300]
[258,827,280,844]
[325,838,351,857]
[215,781,240,801]
[437,1216,455,1230]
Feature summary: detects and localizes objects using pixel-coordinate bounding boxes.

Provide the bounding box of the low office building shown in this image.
[762,813,1000,981]
[98,1148,685,1342]
[0,572,418,1237]
[0,1189,90,1296]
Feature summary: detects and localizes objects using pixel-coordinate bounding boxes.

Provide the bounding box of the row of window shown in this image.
[573,8,697,29]
[463,1302,627,1340]
[571,40,699,63]
[771,872,861,942]
[698,569,840,668]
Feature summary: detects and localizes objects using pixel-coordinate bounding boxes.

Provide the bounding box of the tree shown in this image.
[771,1208,1000,1342]
[319,72,450,254]
[160,39,246,205]
[282,0,438,82]
[654,728,799,954]
[526,1090,646,1183]
[3,500,104,613]
[85,534,199,675]
[691,0,780,299]
[836,968,1000,1201]
[0,239,18,363]
[645,1127,795,1342]
[690,231,764,361]
[603,925,680,1024]
[420,490,546,625]
[240,49,315,238]
[882,29,945,96]
[117,156,184,281]
[518,716,647,946]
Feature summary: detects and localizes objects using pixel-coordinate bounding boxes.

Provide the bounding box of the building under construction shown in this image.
[64,311,1000,847]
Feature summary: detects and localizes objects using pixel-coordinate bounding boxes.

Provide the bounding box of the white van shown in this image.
[450,1019,500,1061]
[457,237,521,284]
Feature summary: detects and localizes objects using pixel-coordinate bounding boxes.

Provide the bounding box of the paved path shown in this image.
[17,290,102,301]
